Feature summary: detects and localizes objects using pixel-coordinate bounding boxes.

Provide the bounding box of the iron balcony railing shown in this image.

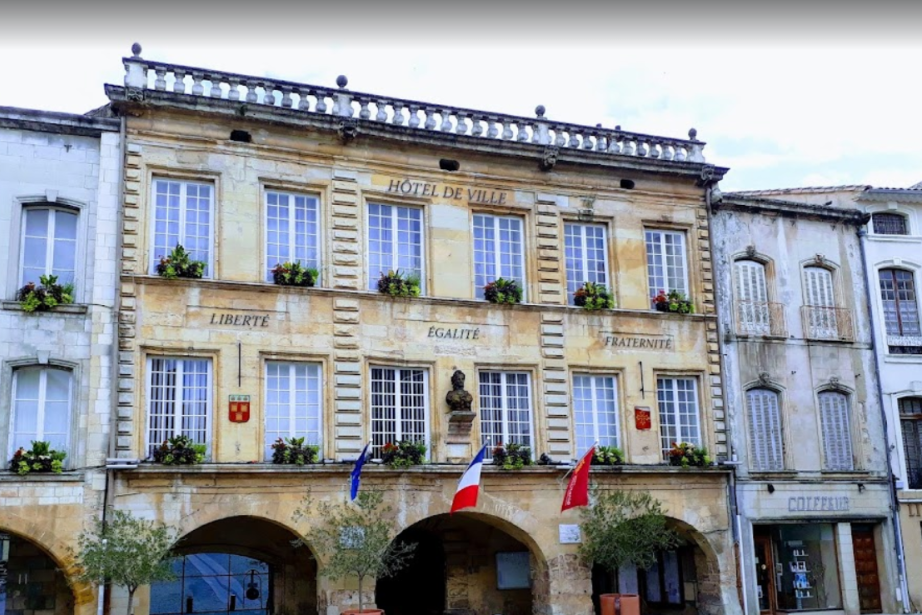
[735,301,786,337]
[801,306,854,342]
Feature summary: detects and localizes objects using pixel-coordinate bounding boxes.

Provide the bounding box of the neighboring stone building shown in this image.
[711,190,903,615]
[96,45,741,615]
[0,108,121,615]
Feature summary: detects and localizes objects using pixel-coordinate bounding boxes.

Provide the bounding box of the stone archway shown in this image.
[0,528,75,615]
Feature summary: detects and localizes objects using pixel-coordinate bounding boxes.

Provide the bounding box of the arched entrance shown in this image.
[150,516,316,615]
[0,530,73,615]
[376,513,537,615]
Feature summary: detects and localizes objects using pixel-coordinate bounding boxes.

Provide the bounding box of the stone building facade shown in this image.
[711,191,902,615]
[90,47,743,615]
[0,107,121,615]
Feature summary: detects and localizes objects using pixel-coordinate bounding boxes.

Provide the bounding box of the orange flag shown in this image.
[561,446,595,512]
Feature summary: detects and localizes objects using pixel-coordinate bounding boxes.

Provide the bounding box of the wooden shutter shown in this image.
[747,388,784,471]
[736,260,769,333]
[804,267,837,337]
[819,392,853,470]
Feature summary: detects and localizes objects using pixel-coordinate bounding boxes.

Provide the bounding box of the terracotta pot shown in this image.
[599,594,640,615]
[600,593,619,615]
[342,610,383,615]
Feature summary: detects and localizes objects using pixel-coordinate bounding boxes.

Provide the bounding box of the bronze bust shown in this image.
[446,370,473,414]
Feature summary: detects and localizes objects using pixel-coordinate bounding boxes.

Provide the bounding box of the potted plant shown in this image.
[15,275,75,312]
[578,490,679,615]
[151,435,206,465]
[668,441,711,468]
[155,244,206,279]
[491,442,532,470]
[591,445,625,466]
[8,441,66,475]
[483,277,522,305]
[574,282,615,311]
[272,261,319,287]
[380,440,426,468]
[271,437,320,465]
[295,490,417,615]
[652,289,694,314]
[376,270,420,298]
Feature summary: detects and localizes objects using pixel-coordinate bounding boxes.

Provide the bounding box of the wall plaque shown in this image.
[559,524,582,544]
[634,407,652,430]
[229,395,251,423]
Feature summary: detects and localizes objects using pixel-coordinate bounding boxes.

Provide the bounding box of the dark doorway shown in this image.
[851,525,882,613]
[376,527,445,615]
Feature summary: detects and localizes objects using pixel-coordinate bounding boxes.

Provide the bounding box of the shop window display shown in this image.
[757,524,842,612]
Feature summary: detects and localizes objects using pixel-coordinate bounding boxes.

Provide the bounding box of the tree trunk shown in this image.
[126,587,135,615]
[358,575,364,614]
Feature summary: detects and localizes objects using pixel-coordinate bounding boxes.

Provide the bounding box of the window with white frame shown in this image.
[899,397,922,489]
[264,362,322,460]
[146,358,211,456]
[369,367,427,459]
[572,374,619,452]
[367,203,423,291]
[265,191,320,282]
[565,223,609,303]
[747,388,784,471]
[871,212,909,236]
[879,268,921,353]
[9,367,72,458]
[818,391,853,471]
[20,207,78,286]
[479,371,533,458]
[473,214,525,300]
[645,230,688,301]
[150,179,213,276]
[656,377,700,458]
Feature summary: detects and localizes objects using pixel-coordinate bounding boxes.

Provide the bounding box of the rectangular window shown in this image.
[657,377,701,458]
[479,371,533,458]
[150,179,214,276]
[265,191,320,282]
[367,204,423,291]
[369,367,427,459]
[146,358,211,456]
[473,214,525,300]
[9,367,72,458]
[645,230,688,301]
[880,269,921,336]
[872,212,908,235]
[564,223,609,303]
[572,374,620,452]
[21,208,78,286]
[819,391,853,471]
[264,362,322,460]
[900,398,922,489]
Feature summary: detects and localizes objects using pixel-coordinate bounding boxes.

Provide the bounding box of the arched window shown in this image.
[879,268,921,354]
[20,207,78,286]
[899,397,922,489]
[871,212,908,235]
[803,266,839,339]
[747,388,784,471]
[9,367,72,458]
[818,391,853,471]
[734,260,770,335]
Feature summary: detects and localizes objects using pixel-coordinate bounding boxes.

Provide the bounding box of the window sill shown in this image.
[0,471,85,482]
[883,354,922,364]
[866,235,922,243]
[1,301,88,314]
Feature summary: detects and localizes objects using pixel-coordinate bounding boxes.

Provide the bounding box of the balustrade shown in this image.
[735,301,786,337]
[801,306,854,342]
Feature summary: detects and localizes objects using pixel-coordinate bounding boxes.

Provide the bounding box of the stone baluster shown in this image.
[455,112,468,135]
[208,74,223,98]
[153,68,167,91]
[280,87,293,108]
[408,105,421,128]
[595,127,608,151]
[124,43,147,89]
[582,131,596,150]
[334,75,353,117]
[674,144,687,162]
[439,109,453,132]
[315,91,327,114]
[228,78,242,101]
[373,99,387,122]
[191,71,205,96]
[687,128,705,162]
[265,82,278,106]
[661,143,674,161]
[622,138,636,156]
[486,116,499,139]
[533,106,550,145]
[471,114,484,137]
[424,107,437,130]
[648,142,661,159]
[516,121,529,142]
[357,97,371,120]
[392,103,406,125]
[244,80,259,104]
[296,89,310,111]
[609,133,622,155]
[501,119,514,140]
[171,69,185,93]
[553,125,566,147]
[567,130,579,148]
[636,140,648,157]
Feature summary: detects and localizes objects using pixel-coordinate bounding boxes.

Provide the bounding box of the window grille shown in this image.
[872,212,908,235]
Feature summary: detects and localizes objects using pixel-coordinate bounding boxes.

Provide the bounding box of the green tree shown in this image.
[73,509,178,615]
[295,490,416,614]
[578,489,679,573]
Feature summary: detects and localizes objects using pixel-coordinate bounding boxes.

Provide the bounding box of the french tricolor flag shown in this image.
[450,443,488,514]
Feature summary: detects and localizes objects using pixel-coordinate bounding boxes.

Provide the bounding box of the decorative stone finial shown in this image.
[596,123,602,128]
[336,75,348,89]
[535,105,546,118]
[131,42,142,58]
[614,125,621,131]
[688,127,698,140]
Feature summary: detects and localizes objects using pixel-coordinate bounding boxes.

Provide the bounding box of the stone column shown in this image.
[836,523,860,615]
[543,553,593,615]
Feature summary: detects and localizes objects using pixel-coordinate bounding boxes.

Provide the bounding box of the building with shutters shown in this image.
[82,44,746,615]
[0,107,121,613]
[710,190,902,615]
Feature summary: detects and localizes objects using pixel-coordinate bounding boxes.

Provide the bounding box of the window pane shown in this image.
[565,224,609,302]
[265,191,320,282]
[370,367,427,458]
[54,210,78,240]
[657,378,700,458]
[151,180,212,276]
[872,212,908,235]
[479,371,532,458]
[264,362,322,459]
[11,368,71,457]
[646,230,687,300]
[367,204,423,291]
[573,374,619,451]
[147,358,210,456]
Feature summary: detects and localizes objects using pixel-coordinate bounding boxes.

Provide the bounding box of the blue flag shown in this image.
[350,442,371,501]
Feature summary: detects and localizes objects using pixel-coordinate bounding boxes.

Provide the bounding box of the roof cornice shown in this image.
[0,105,120,137]
[717,193,869,225]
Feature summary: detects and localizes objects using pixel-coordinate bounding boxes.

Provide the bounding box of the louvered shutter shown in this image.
[804,267,837,338]
[747,388,784,471]
[819,392,853,470]
[736,261,769,334]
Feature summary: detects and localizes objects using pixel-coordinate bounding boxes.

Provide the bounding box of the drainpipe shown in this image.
[857,224,911,612]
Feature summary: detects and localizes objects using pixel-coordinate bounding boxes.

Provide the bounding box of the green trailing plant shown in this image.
[155,244,206,280]
[380,440,427,468]
[271,437,320,465]
[483,277,523,305]
[578,489,679,573]
[8,441,66,475]
[72,509,178,615]
[573,281,615,311]
[294,490,416,615]
[16,274,74,312]
[591,445,625,466]
[272,261,319,287]
[376,269,421,298]
[668,441,711,468]
[151,435,206,465]
[653,289,695,314]
[491,442,532,470]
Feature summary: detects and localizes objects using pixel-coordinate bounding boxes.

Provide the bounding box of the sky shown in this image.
[1,1,920,192]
